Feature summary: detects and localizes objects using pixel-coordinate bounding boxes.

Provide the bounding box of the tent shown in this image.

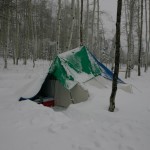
[19,46,102,107]
[19,46,132,107]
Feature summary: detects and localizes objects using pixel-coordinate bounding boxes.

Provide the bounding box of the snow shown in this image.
[0,58,150,150]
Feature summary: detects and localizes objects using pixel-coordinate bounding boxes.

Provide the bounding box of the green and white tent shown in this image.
[19,46,132,107]
[49,46,101,90]
[20,46,102,107]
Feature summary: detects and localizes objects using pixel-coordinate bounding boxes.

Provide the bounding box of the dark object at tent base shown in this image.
[19,97,55,107]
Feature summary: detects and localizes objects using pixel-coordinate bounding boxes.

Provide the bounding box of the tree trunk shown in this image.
[15,0,19,65]
[86,0,89,46]
[149,0,150,59]
[80,0,83,46]
[91,0,96,52]
[67,0,75,50]
[76,0,80,46]
[4,3,11,69]
[125,0,135,78]
[109,0,122,112]
[144,0,148,72]
[97,0,100,53]
[124,0,129,79]
[138,0,143,76]
[56,0,62,54]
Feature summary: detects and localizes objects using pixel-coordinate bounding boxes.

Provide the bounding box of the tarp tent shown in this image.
[88,50,132,93]
[19,46,102,107]
[90,52,125,84]
[19,46,132,107]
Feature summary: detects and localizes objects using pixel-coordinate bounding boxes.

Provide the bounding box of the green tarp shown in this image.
[49,46,101,89]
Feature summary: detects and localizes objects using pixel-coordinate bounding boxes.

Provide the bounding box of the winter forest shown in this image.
[0,0,149,73]
[0,1,150,150]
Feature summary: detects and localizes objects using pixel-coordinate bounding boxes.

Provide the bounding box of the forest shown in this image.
[0,0,149,76]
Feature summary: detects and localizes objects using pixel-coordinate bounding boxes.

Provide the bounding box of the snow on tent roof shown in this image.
[49,46,101,89]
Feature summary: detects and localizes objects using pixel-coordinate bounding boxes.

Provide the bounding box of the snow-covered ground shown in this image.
[0,59,150,150]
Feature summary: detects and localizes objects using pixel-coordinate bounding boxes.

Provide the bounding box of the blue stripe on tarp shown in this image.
[90,53,125,84]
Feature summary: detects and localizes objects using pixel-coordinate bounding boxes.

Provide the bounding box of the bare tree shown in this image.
[109,0,122,112]
[97,0,100,53]
[67,0,75,50]
[125,0,135,78]
[80,0,83,46]
[144,0,148,72]
[149,0,150,58]
[85,0,89,46]
[56,0,62,54]
[76,0,80,46]
[138,0,143,76]
[4,0,12,69]
[91,0,96,51]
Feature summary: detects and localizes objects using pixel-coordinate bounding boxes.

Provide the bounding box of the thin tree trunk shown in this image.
[80,0,83,46]
[4,4,11,69]
[97,0,100,52]
[124,0,129,79]
[128,0,135,78]
[56,0,61,54]
[91,0,96,51]
[77,0,80,46]
[109,0,122,112]
[125,0,135,78]
[28,0,34,67]
[137,0,140,68]
[138,0,143,76]
[33,0,38,66]
[23,2,28,65]
[86,0,89,46]
[144,0,148,72]
[149,0,150,58]
[15,0,19,65]
[67,0,75,50]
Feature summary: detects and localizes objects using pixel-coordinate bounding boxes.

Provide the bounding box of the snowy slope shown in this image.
[0,59,150,150]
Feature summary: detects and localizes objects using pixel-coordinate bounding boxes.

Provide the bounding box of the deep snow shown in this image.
[0,59,150,150]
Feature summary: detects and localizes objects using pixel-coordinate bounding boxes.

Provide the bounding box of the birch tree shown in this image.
[76,0,80,46]
[85,0,89,46]
[80,0,83,46]
[4,0,11,69]
[67,0,75,50]
[138,0,143,76]
[56,0,62,54]
[125,0,135,78]
[97,0,100,54]
[144,0,148,72]
[91,0,96,52]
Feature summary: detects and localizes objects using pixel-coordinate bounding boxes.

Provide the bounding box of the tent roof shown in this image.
[49,46,101,89]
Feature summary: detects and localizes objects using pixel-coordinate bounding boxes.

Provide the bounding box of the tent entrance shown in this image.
[32,74,56,107]
[35,73,89,108]
[19,72,89,108]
